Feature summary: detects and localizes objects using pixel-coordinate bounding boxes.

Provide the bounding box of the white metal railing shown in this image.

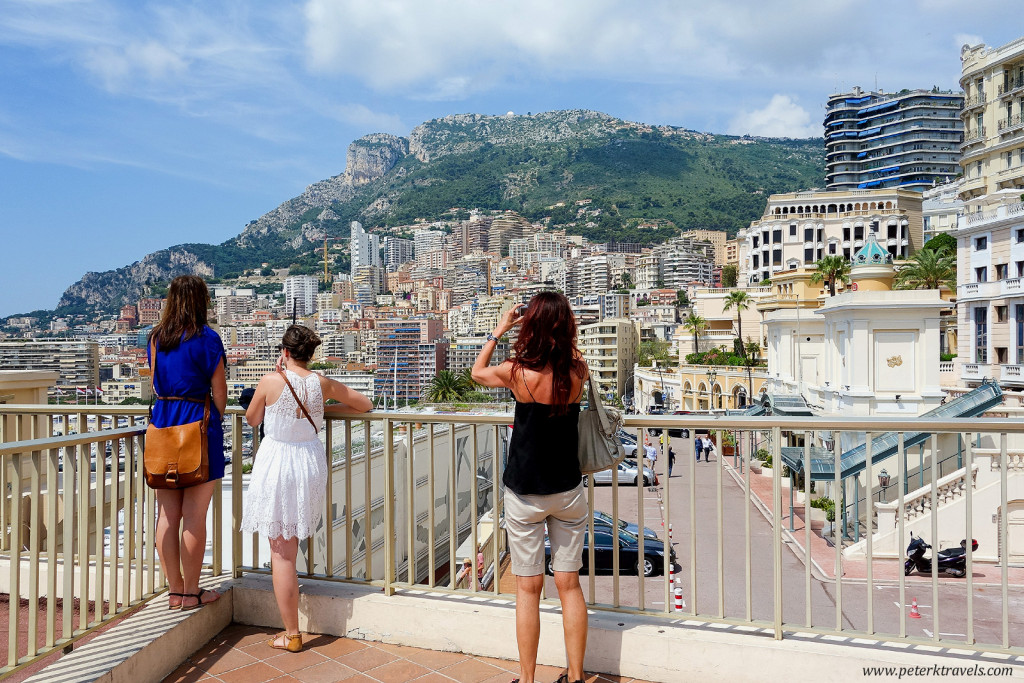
[3,406,1024,676]
[939,361,955,373]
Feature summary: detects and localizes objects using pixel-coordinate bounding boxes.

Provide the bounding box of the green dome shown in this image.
[852,232,892,266]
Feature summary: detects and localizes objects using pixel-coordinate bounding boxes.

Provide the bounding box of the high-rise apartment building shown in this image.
[738,188,923,285]
[0,340,99,391]
[578,319,639,399]
[953,37,1024,390]
[283,275,318,317]
[374,318,447,403]
[824,86,964,191]
[383,237,414,273]
[350,221,381,273]
[680,230,729,266]
[446,337,511,400]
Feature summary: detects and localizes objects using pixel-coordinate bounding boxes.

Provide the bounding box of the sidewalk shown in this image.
[727,459,1024,585]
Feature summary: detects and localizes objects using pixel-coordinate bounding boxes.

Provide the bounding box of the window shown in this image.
[976,266,988,282]
[752,254,760,268]
[804,248,814,263]
[772,229,783,243]
[828,242,837,255]
[804,227,814,242]
[975,236,987,251]
[997,263,1009,280]
[975,308,988,363]
[997,305,1008,322]
[1016,229,1024,244]
[789,223,797,238]
[854,225,864,241]
[843,227,851,241]
[1018,304,1024,364]
[772,249,782,266]
[1017,261,1024,277]
[752,236,759,248]
[997,348,1008,364]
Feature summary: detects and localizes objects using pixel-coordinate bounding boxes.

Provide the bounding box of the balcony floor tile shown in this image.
[162,625,657,683]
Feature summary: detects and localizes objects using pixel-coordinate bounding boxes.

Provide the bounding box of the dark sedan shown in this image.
[592,510,660,541]
[545,528,676,577]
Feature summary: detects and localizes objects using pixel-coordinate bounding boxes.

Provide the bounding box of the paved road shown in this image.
[544,434,1024,650]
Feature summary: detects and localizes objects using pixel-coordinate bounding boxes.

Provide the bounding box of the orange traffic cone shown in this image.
[909,598,921,619]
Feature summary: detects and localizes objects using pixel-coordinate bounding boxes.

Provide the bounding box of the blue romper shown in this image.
[147,326,227,482]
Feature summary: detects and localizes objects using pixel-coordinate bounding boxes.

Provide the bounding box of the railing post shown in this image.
[771,426,783,640]
[382,418,395,596]
[231,414,243,579]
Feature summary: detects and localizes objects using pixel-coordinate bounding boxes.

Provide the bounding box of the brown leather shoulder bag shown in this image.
[143,342,211,489]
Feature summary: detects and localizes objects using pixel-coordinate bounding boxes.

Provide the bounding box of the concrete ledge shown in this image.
[25,578,233,683]
[233,575,1024,682]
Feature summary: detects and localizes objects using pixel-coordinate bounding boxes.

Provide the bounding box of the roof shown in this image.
[764,393,814,417]
[851,232,892,267]
[780,381,1004,480]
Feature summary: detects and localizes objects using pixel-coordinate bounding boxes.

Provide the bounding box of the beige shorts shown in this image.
[504,483,588,576]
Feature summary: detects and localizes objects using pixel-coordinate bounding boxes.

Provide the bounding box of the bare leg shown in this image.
[155,489,185,607]
[515,574,544,683]
[554,571,588,681]
[270,535,301,637]
[179,481,218,606]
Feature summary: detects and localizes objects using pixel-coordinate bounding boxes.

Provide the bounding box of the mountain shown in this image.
[52,110,824,316]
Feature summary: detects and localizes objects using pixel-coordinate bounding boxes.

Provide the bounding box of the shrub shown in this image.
[811,496,835,522]
[242,462,253,474]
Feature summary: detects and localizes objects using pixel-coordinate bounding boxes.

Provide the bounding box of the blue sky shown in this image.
[0,0,1018,317]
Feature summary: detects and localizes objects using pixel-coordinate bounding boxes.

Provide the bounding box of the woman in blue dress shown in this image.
[147,275,227,610]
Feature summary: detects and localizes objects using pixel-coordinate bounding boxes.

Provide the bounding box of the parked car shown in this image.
[544,527,676,576]
[592,509,660,540]
[617,431,638,458]
[647,410,691,439]
[585,459,657,486]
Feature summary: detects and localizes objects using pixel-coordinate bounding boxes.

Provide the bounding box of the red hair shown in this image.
[510,291,585,414]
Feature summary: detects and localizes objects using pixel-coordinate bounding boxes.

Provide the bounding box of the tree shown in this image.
[894,247,956,291]
[923,232,956,255]
[620,271,634,289]
[423,370,470,402]
[682,313,708,355]
[638,339,672,366]
[721,264,738,288]
[675,289,689,307]
[810,255,851,296]
[723,290,754,398]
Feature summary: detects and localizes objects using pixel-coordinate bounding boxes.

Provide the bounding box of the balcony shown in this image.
[1001,364,1024,384]
[961,362,992,381]
[999,114,1024,135]
[998,77,1024,99]
[957,281,1000,300]
[960,127,987,150]
[1002,277,1024,296]
[1,406,1024,682]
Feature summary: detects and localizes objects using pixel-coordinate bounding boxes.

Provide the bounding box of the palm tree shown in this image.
[723,291,754,398]
[894,247,956,291]
[810,255,851,296]
[423,370,469,403]
[620,271,634,289]
[682,313,708,356]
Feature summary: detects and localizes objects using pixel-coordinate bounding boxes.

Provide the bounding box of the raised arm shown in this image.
[471,305,523,388]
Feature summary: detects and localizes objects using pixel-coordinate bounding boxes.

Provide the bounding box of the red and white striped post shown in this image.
[674,585,684,611]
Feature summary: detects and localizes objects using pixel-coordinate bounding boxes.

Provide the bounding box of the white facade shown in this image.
[283,275,318,317]
[350,221,381,271]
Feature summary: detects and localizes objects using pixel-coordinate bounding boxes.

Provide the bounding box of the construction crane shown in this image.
[322,236,343,287]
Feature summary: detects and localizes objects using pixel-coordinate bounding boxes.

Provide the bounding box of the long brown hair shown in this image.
[149,275,209,351]
[510,291,585,414]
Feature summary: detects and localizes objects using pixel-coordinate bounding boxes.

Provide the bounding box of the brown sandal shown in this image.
[268,632,303,652]
[167,593,186,610]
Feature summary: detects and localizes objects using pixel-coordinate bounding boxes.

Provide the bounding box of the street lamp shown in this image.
[878,468,891,503]
[706,367,718,411]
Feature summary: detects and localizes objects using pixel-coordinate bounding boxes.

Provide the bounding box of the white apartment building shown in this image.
[383,236,414,273]
[571,254,629,297]
[737,188,923,285]
[446,337,511,400]
[680,229,728,265]
[599,293,630,319]
[635,254,661,290]
[954,37,1024,391]
[0,339,100,391]
[350,221,381,271]
[283,275,318,317]
[472,296,516,336]
[578,319,639,400]
[922,180,964,243]
[216,295,255,324]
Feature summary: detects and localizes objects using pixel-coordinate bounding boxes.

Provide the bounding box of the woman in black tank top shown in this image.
[472,291,589,683]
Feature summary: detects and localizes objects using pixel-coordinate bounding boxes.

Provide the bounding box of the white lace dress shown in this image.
[240,370,327,540]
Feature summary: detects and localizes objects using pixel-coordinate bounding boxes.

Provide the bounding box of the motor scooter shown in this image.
[904,534,978,578]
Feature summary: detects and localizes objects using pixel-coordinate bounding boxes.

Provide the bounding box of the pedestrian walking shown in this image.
[668,446,676,477]
[644,442,657,471]
[694,435,703,462]
[703,436,713,462]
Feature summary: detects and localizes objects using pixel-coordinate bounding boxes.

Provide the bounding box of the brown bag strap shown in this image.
[280,370,318,432]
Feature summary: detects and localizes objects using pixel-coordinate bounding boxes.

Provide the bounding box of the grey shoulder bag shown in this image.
[577,371,626,474]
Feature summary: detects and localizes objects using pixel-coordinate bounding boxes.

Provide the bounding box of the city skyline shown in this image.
[0,1,1020,316]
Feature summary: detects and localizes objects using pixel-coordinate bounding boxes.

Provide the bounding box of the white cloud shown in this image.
[727,95,820,139]
[954,33,985,50]
[331,104,405,133]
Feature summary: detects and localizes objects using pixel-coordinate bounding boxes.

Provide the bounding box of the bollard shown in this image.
[674,585,684,611]
[669,523,673,541]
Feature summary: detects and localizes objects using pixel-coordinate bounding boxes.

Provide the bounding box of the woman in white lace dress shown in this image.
[240,325,371,652]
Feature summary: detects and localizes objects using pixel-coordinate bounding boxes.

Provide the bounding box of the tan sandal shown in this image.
[268,632,303,653]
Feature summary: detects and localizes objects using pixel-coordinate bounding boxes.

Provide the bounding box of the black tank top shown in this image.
[503,366,583,495]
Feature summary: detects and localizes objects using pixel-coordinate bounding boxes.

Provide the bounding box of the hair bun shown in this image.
[282,324,322,362]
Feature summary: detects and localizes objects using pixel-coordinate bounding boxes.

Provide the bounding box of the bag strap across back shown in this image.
[280,369,318,433]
